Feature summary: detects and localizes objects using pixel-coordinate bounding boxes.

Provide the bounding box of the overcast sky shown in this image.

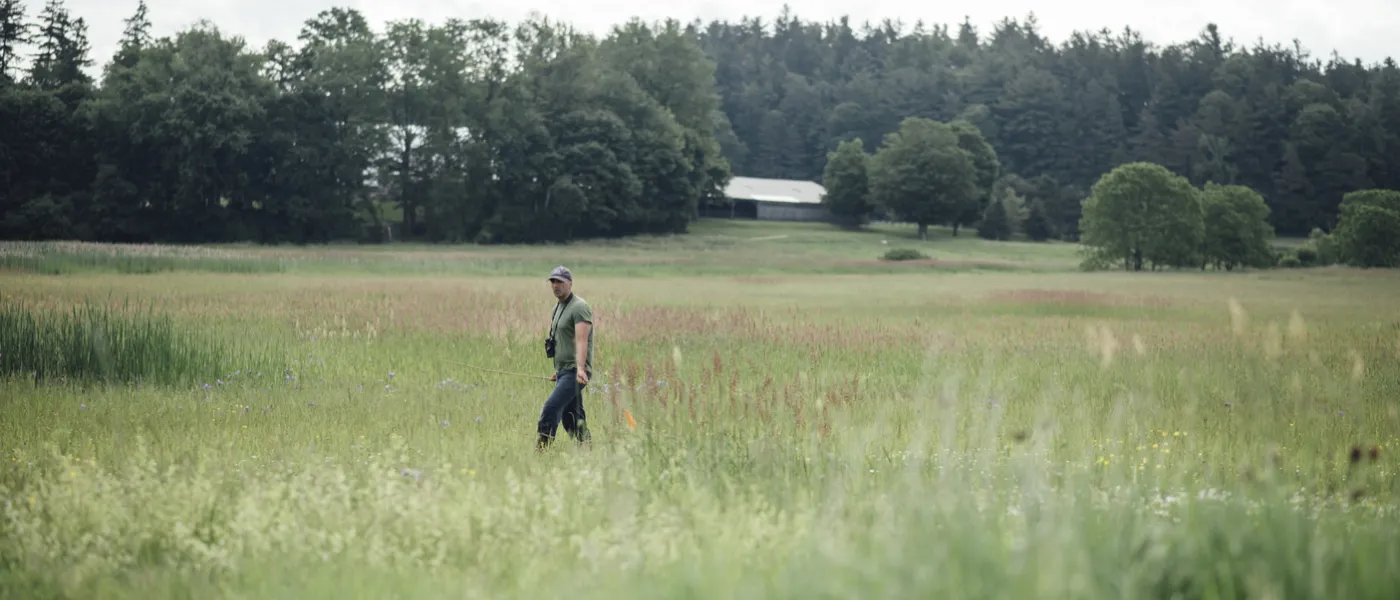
[48,0,1400,70]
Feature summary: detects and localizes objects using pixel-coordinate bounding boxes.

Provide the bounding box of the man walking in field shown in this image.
[538,265,594,450]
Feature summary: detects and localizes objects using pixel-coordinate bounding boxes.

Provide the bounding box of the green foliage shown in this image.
[821,137,873,226]
[880,247,928,261]
[4,5,1400,248]
[1293,245,1318,266]
[1023,200,1053,241]
[1,7,730,245]
[0,298,285,386]
[976,196,1011,240]
[948,119,1001,231]
[1334,207,1400,268]
[1199,183,1276,270]
[1300,228,1341,266]
[1078,162,1204,271]
[868,117,981,240]
[1331,190,1400,267]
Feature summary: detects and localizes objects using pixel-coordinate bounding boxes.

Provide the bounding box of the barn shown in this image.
[703,176,830,222]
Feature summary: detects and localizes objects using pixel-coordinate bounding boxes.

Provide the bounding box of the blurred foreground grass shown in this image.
[2,252,1399,598]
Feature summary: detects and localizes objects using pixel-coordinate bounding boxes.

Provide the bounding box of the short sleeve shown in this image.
[574,300,593,325]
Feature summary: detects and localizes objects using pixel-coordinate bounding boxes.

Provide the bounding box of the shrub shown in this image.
[1278,254,1302,268]
[881,248,929,261]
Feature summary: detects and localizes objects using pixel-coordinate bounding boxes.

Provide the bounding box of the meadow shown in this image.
[2,220,1399,599]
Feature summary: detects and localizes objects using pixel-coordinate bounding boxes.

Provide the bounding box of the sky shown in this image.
[36,0,1400,71]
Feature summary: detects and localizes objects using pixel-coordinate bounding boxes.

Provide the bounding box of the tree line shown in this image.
[1,1,1398,251]
[1,0,730,243]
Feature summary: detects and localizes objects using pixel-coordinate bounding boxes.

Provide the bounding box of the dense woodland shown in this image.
[2,1,1399,248]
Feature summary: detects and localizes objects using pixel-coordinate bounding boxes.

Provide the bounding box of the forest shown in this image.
[1,0,1398,246]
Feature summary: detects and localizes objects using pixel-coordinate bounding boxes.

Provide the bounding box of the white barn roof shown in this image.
[723,176,826,205]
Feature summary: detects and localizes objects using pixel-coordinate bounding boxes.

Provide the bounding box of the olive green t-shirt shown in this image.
[551,294,594,373]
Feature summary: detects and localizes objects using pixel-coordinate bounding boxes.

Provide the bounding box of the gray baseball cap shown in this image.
[547,266,572,282]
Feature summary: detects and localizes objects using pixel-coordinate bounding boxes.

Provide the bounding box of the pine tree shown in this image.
[0,0,28,84]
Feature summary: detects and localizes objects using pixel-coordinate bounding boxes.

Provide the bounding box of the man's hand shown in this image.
[550,372,557,382]
[575,368,589,385]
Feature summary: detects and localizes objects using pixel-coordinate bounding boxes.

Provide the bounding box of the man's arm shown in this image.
[574,320,591,383]
[574,321,590,366]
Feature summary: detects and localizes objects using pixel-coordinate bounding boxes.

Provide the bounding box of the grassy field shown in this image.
[2,219,1398,598]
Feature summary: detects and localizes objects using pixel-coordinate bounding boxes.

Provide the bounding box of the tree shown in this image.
[1331,189,1400,267]
[976,195,1010,240]
[597,19,733,211]
[6,7,1400,250]
[1078,161,1204,271]
[27,0,90,89]
[821,137,872,227]
[1023,199,1052,241]
[0,0,29,84]
[948,119,1000,235]
[868,117,979,240]
[1199,182,1275,270]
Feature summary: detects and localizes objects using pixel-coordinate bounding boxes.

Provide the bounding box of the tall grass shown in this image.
[0,242,285,275]
[0,263,1397,598]
[0,298,286,387]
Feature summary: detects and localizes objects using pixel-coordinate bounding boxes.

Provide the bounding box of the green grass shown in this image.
[2,222,1399,599]
[0,298,290,387]
[0,220,1085,278]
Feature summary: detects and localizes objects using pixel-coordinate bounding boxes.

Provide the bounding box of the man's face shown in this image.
[550,278,571,299]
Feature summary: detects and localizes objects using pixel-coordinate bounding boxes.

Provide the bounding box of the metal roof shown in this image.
[723,176,826,205]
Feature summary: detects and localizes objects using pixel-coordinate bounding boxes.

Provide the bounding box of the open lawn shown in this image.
[2,219,1399,598]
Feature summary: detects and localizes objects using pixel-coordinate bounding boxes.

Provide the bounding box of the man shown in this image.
[537,265,594,450]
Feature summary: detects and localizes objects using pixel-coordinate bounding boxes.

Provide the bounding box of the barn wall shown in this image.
[755,202,830,222]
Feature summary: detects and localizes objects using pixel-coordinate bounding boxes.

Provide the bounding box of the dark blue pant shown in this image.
[537,367,590,447]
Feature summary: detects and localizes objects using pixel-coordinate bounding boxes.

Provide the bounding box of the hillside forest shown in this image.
[1,1,1398,263]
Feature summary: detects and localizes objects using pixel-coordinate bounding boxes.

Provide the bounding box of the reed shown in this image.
[0,298,287,387]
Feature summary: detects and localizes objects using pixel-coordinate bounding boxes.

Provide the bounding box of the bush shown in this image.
[1278,254,1302,268]
[1294,246,1318,266]
[1305,228,1339,265]
[881,248,929,261]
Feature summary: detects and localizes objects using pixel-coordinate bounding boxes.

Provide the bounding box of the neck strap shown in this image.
[550,294,573,338]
